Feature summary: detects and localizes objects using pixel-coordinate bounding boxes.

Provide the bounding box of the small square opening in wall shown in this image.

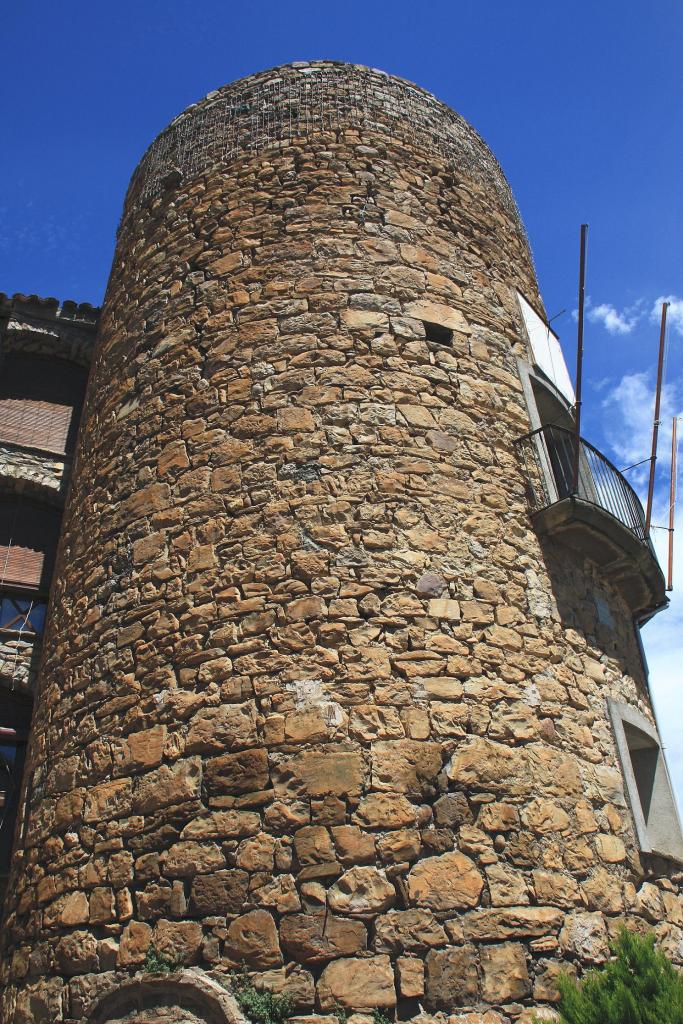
[608,699,683,863]
[423,321,453,346]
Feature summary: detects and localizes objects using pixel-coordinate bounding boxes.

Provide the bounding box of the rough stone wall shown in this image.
[1,63,681,1024]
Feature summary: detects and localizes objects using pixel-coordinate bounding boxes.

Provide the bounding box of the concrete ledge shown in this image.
[532,496,667,619]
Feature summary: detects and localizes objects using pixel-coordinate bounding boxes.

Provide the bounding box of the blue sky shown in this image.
[2,1,682,798]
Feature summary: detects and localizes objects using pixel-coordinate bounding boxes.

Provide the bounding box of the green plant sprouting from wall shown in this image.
[371,1011,394,1024]
[231,967,294,1024]
[142,944,179,975]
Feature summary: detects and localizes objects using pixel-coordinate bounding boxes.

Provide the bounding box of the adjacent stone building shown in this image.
[0,294,97,906]
[0,61,681,1024]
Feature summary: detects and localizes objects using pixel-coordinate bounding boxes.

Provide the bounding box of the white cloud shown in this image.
[588,302,639,335]
[601,372,679,486]
[651,295,683,337]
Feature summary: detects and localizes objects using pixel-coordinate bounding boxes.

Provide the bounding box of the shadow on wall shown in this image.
[538,533,650,689]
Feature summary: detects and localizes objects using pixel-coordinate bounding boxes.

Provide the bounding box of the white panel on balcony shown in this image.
[518,293,575,406]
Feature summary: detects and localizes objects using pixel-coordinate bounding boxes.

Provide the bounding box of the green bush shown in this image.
[231,967,293,1024]
[557,929,683,1024]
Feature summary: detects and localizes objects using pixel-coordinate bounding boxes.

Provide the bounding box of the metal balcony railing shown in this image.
[516,424,652,548]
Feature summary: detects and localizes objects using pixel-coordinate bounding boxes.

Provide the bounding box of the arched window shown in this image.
[87,970,243,1024]
[0,354,88,454]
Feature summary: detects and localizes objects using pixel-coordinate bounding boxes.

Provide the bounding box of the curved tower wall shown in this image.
[1,62,681,1024]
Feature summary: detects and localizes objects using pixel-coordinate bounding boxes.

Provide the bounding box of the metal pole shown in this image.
[667,416,677,592]
[645,302,669,533]
[572,224,588,493]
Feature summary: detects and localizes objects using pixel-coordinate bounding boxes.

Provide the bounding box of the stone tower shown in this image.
[1,61,681,1024]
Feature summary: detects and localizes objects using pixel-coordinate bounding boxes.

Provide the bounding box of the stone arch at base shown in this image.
[87,970,246,1024]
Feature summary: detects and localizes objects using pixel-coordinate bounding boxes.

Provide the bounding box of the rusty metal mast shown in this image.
[645,302,669,533]
[572,224,588,493]
[668,415,678,591]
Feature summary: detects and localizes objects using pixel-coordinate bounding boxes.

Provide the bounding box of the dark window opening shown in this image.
[0,354,88,454]
[624,723,660,825]
[0,594,47,635]
[530,376,575,431]
[423,321,453,346]
[0,742,27,862]
[0,498,61,593]
[0,691,31,911]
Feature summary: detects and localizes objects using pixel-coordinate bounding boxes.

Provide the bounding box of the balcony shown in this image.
[516,424,667,620]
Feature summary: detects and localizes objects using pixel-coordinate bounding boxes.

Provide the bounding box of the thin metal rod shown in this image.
[645,302,669,532]
[572,224,588,492]
[668,416,677,591]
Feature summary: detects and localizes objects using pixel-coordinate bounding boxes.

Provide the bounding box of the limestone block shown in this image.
[377,828,421,864]
[559,912,609,963]
[186,703,258,753]
[371,740,443,797]
[275,747,365,799]
[594,834,626,863]
[331,825,376,865]
[280,914,367,963]
[463,906,564,940]
[532,870,581,908]
[117,921,152,966]
[225,910,283,969]
[204,748,269,795]
[83,779,133,823]
[189,870,249,916]
[59,891,89,926]
[397,956,424,998]
[533,958,578,1002]
[256,965,316,1010]
[477,801,520,831]
[434,792,472,827]
[425,945,479,1009]
[581,868,624,914]
[404,299,469,333]
[633,882,663,921]
[123,482,171,520]
[374,908,447,954]
[154,919,203,965]
[317,955,396,1010]
[294,826,336,867]
[349,706,405,741]
[163,841,225,878]
[480,943,531,1002]
[522,799,571,834]
[428,598,461,620]
[237,833,277,871]
[181,809,261,840]
[136,882,171,920]
[89,886,116,925]
[352,793,417,829]
[407,851,483,910]
[118,725,167,770]
[486,864,529,907]
[55,931,98,976]
[134,757,202,813]
[328,867,396,915]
